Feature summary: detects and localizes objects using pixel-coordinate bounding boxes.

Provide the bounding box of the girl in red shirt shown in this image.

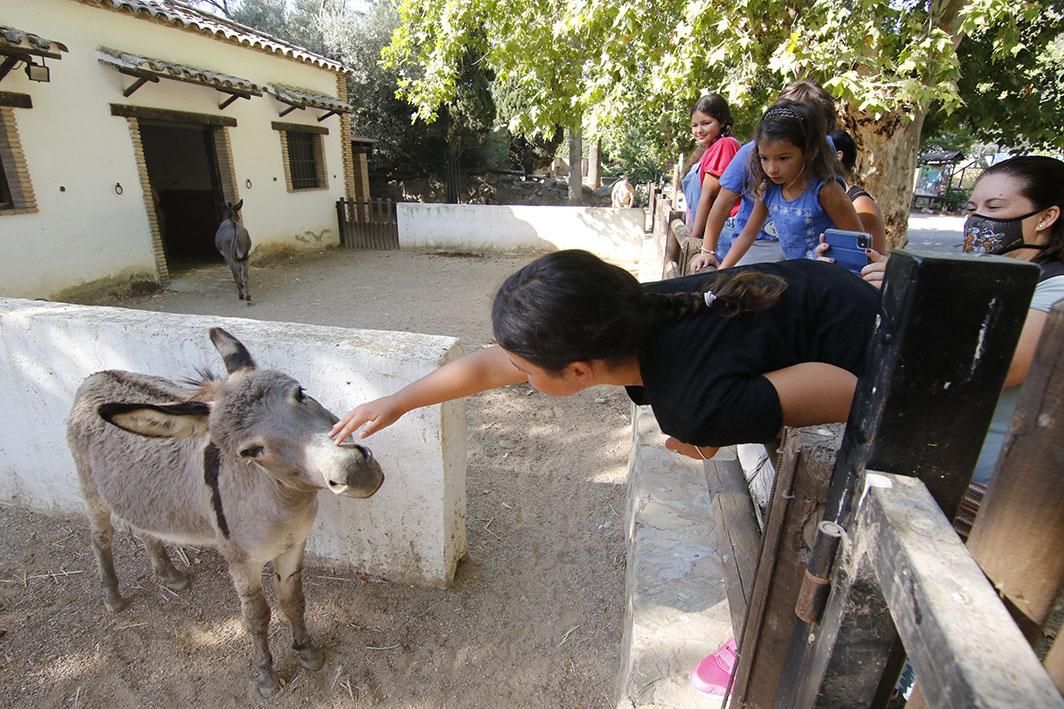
[668,94,742,276]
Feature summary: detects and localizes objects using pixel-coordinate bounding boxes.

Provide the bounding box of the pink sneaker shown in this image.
[689,636,738,696]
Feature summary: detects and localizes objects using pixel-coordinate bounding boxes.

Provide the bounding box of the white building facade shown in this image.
[0,0,364,298]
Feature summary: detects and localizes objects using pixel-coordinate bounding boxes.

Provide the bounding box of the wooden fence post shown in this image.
[769,251,1040,707]
[647,184,658,234]
[966,301,1064,644]
[653,195,670,277]
[705,454,761,638]
[335,198,348,248]
[729,431,841,707]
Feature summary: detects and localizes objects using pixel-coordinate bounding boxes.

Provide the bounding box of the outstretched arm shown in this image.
[719,198,767,269]
[330,345,525,442]
[688,186,739,271]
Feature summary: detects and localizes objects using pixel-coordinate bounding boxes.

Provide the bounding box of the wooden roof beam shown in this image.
[0,56,17,82]
[218,90,251,110]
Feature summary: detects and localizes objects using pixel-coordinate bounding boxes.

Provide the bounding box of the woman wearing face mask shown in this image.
[861,155,1064,488]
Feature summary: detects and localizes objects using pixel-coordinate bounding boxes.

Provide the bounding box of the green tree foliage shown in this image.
[923,8,1064,151]
[384,0,1059,241]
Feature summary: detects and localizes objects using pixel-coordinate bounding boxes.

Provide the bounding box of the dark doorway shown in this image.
[140,122,225,267]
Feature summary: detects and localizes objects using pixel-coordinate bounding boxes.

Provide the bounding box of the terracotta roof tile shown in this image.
[98,46,266,95]
[78,0,347,72]
[0,26,69,56]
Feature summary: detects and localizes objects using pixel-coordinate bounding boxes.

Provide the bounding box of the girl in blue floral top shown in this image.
[720,100,862,267]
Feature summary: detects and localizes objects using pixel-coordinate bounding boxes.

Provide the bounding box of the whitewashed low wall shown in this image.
[397,204,646,266]
[0,299,467,587]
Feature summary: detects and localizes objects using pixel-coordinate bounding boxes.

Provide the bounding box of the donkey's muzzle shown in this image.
[329,443,384,498]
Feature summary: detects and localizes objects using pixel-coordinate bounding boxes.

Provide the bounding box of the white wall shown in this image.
[1,0,350,297]
[397,204,647,269]
[0,299,467,587]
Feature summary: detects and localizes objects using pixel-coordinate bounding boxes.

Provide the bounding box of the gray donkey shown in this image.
[66,328,384,696]
[215,199,252,303]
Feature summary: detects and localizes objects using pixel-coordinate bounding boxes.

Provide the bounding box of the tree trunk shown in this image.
[588,140,601,189]
[445,144,461,204]
[568,124,582,204]
[840,109,928,251]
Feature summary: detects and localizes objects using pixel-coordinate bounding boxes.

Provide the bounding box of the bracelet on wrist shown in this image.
[699,248,717,256]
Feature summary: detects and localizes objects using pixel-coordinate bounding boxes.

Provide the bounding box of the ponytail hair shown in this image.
[492,251,787,373]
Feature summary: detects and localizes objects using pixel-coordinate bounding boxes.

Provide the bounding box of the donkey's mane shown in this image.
[180,368,221,402]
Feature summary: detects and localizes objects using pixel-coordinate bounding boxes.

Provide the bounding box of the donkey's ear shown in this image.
[98,402,210,439]
[232,199,243,212]
[209,327,256,374]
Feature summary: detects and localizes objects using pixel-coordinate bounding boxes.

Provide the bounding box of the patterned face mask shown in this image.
[962,209,1044,255]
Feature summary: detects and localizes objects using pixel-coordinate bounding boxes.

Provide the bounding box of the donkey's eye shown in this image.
[294,387,306,403]
[240,446,264,459]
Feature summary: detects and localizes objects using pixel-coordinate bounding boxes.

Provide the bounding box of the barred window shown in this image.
[0,105,37,214]
[0,161,11,210]
[272,122,328,192]
[286,131,320,189]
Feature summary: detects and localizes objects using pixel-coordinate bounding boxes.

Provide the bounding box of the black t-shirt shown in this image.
[626,259,879,447]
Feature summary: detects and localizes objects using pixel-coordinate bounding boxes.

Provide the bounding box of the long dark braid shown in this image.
[492,251,787,373]
[645,270,788,320]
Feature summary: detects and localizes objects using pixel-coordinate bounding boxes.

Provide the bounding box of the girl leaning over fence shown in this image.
[330,250,879,457]
[330,249,883,696]
[330,250,881,697]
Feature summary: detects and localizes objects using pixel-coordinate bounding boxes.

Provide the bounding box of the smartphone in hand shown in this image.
[823,229,872,276]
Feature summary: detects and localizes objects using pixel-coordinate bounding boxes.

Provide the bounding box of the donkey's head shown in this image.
[98,328,384,498]
[224,199,244,221]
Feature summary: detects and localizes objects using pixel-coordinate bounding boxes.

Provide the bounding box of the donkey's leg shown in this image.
[229,263,245,300]
[273,541,322,671]
[140,533,190,592]
[87,504,128,612]
[74,453,127,612]
[227,559,279,697]
[239,262,250,304]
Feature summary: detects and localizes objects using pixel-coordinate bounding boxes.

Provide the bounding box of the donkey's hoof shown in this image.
[104,591,129,613]
[161,570,190,592]
[295,643,324,671]
[256,672,280,698]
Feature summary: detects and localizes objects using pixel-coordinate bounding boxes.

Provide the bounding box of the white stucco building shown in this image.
[0,0,369,298]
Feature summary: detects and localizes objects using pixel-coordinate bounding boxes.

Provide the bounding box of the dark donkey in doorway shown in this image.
[215,199,252,303]
[66,327,385,696]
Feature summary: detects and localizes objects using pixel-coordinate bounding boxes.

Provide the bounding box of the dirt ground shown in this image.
[0,248,633,708]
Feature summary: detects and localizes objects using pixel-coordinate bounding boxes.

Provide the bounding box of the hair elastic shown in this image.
[703,290,717,307]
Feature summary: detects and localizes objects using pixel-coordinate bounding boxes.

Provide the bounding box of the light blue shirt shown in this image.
[972,275,1064,485]
[681,162,701,225]
[719,141,776,241]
